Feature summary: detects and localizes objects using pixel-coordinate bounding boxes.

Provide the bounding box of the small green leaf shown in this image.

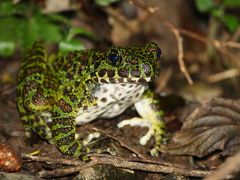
[223,0,240,7]
[67,27,96,41]
[59,40,85,54]
[195,0,214,12]
[0,41,15,57]
[220,14,239,32]
[95,0,119,6]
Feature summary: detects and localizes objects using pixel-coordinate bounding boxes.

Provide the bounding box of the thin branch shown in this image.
[37,155,212,178]
[22,154,84,166]
[206,69,240,83]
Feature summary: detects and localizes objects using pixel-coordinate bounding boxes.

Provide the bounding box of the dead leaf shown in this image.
[161,98,240,158]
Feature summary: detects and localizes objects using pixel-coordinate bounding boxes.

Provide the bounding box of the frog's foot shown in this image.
[117,117,165,156]
[81,132,117,156]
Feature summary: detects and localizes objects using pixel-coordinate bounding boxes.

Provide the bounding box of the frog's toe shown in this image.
[83,133,117,156]
[82,132,101,146]
[117,117,151,128]
[139,127,154,145]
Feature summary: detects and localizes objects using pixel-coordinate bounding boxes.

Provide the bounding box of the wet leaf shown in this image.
[161,98,240,157]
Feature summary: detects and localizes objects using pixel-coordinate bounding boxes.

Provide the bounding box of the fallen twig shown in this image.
[35,155,211,178]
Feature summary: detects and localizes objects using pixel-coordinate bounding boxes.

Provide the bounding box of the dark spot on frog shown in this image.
[100,79,108,83]
[98,69,106,77]
[32,90,49,106]
[135,93,140,98]
[130,69,141,77]
[83,106,88,110]
[58,99,72,113]
[102,88,108,93]
[138,78,146,83]
[93,78,99,82]
[126,90,133,94]
[107,70,115,77]
[118,68,128,77]
[118,78,124,82]
[101,97,107,102]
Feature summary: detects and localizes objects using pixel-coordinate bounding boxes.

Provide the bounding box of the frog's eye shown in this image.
[156,47,162,59]
[108,54,119,65]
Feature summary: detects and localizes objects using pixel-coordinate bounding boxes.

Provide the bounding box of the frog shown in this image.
[16,42,165,158]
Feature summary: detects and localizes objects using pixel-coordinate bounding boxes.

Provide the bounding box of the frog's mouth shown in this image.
[95,77,152,84]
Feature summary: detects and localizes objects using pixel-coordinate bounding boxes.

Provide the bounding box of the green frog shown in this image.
[16,42,165,158]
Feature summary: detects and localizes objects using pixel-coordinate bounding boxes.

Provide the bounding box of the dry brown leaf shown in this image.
[161,98,240,157]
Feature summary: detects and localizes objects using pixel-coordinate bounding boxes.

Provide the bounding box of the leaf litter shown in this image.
[161,97,240,157]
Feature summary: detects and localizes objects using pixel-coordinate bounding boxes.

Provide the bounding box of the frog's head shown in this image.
[90,42,162,83]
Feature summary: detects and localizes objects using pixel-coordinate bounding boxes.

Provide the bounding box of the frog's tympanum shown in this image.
[17,42,165,158]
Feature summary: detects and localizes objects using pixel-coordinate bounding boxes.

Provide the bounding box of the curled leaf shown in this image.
[161,98,240,157]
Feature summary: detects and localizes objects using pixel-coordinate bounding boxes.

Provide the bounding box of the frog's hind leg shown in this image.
[16,42,54,143]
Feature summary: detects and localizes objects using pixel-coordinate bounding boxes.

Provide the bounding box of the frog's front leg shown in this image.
[50,104,88,159]
[117,91,165,156]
